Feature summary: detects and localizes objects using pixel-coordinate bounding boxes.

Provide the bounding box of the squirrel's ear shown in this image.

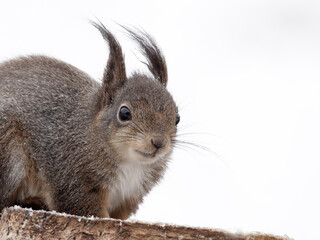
[92,21,127,107]
[123,26,168,86]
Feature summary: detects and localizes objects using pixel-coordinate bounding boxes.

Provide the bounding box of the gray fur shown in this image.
[0,23,178,219]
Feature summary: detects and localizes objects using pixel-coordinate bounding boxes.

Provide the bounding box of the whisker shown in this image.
[111,136,141,144]
[172,143,207,156]
[177,124,193,132]
[131,121,145,135]
[172,145,195,154]
[175,132,220,138]
[110,139,136,144]
[115,132,144,140]
[114,135,140,140]
[172,140,210,151]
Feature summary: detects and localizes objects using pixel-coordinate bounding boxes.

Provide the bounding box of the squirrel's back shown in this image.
[0,55,100,140]
[0,55,99,114]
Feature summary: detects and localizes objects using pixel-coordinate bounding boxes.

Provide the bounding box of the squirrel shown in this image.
[0,22,179,220]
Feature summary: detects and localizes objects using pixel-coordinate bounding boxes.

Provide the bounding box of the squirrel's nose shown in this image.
[151,136,167,150]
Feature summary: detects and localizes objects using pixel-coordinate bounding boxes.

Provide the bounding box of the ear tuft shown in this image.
[92,21,127,107]
[122,26,168,86]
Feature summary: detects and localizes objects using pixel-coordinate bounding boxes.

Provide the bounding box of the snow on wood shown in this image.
[0,207,291,240]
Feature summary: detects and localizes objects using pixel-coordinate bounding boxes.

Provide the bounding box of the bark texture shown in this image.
[0,207,292,240]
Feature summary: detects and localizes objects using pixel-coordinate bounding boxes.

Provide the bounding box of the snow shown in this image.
[7,206,217,231]
[8,206,115,223]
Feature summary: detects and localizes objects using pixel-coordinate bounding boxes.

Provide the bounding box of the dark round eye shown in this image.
[119,106,132,121]
[175,114,180,125]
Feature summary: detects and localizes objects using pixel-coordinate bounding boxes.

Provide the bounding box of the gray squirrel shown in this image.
[0,22,179,219]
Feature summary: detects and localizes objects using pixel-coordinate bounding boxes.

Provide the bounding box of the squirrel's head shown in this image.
[93,22,179,165]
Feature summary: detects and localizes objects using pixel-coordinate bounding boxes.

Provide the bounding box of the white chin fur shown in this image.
[108,161,147,212]
[108,146,170,212]
[122,147,163,165]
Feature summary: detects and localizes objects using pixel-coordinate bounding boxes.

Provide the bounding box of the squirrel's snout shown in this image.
[151,136,167,150]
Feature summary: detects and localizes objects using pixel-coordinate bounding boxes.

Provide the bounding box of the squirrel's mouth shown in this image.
[135,149,157,158]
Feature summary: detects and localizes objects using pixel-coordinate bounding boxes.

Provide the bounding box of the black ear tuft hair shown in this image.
[92,20,127,107]
[122,26,168,86]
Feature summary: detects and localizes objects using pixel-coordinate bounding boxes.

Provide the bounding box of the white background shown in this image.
[1,1,319,239]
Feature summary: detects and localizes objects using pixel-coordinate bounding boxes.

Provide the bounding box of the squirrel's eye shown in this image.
[119,106,132,121]
[175,114,180,125]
